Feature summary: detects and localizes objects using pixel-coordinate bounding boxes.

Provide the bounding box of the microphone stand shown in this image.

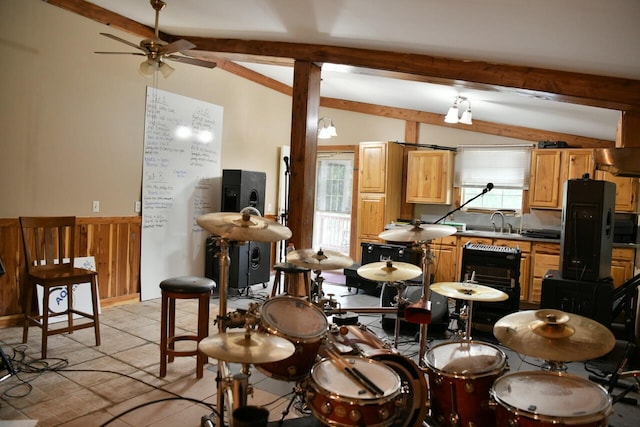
[279,156,291,263]
[432,184,493,224]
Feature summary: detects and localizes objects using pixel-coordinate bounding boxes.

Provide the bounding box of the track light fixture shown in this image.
[444,96,473,125]
[318,117,338,139]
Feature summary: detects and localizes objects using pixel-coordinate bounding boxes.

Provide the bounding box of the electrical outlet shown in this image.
[92,200,100,213]
[135,201,141,213]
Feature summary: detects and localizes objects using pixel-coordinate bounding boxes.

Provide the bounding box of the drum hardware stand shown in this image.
[278,382,309,424]
[541,360,568,372]
[417,240,434,367]
[389,281,410,349]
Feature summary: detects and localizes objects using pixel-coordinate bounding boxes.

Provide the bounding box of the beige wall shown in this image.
[0,0,534,220]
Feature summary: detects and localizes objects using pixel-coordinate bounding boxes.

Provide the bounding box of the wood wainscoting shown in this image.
[0,217,141,327]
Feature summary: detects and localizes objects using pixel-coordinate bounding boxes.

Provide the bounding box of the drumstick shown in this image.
[326,348,384,396]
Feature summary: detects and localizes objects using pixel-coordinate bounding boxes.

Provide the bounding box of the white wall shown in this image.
[0,0,537,220]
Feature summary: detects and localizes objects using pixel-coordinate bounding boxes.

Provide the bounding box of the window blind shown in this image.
[454,144,534,189]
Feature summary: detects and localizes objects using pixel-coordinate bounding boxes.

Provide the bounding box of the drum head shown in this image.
[261,296,328,341]
[311,357,401,399]
[425,341,505,378]
[492,371,612,419]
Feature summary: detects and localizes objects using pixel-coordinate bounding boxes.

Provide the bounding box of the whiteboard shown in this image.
[141,88,223,300]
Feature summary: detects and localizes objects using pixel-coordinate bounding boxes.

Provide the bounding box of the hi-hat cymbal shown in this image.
[493,309,615,362]
[286,248,354,270]
[197,211,292,242]
[430,281,509,302]
[198,331,295,364]
[357,260,422,282]
[378,223,457,242]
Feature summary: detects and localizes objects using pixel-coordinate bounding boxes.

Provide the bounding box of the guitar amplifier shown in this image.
[460,243,521,327]
[360,242,422,266]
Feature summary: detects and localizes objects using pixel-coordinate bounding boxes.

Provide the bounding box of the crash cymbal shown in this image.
[357,260,422,282]
[197,211,292,242]
[198,331,295,364]
[430,281,509,302]
[493,309,615,362]
[286,248,354,270]
[378,223,457,242]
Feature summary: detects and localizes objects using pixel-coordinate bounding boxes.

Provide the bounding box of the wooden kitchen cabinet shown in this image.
[530,242,560,304]
[356,142,404,258]
[594,170,639,213]
[406,150,454,204]
[611,247,636,288]
[430,235,458,283]
[529,149,594,209]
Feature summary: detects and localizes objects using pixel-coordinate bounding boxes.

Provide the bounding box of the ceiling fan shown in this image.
[95,0,216,78]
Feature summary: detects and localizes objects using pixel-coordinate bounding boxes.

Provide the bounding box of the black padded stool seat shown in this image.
[271,262,312,299]
[159,276,215,379]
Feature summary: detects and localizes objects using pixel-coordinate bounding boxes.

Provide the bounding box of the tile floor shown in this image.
[0,273,638,426]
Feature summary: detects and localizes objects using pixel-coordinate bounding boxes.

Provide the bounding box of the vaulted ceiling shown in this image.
[49,0,640,145]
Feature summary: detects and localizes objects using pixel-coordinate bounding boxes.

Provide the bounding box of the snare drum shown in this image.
[491,371,612,427]
[256,296,328,381]
[424,340,507,427]
[306,357,402,427]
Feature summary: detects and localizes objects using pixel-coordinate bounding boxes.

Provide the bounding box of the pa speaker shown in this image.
[206,237,271,289]
[560,178,615,281]
[221,169,266,214]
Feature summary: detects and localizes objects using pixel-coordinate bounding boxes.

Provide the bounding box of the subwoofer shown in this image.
[560,178,615,281]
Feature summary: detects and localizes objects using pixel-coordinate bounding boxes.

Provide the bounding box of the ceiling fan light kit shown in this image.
[95,0,215,78]
[318,117,338,139]
[444,96,473,125]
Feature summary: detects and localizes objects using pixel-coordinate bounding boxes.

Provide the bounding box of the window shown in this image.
[454,144,533,210]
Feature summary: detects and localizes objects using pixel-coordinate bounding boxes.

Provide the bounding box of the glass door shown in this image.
[313,152,354,255]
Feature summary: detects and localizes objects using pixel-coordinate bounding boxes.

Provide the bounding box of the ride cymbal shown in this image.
[286,248,354,270]
[197,211,292,242]
[198,331,295,364]
[357,260,422,282]
[493,309,615,362]
[430,281,509,302]
[378,223,457,242]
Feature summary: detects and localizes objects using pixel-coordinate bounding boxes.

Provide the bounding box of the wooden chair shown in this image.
[20,216,101,358]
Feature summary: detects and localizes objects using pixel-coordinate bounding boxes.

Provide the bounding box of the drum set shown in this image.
[193,211,617,427]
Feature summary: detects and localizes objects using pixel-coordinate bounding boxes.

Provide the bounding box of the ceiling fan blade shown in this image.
[99,33,147,52]
[160,39,196,55]
[95,51,146,56]
[165,55,217,69]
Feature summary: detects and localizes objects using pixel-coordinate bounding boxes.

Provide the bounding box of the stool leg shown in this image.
[196,293,210,378]
[168,297,176,363]
[160,292,168,378]
[271,271,282,297]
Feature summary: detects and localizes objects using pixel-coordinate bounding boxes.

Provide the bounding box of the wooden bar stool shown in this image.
[271,262,312,299]
[159,276,215,379]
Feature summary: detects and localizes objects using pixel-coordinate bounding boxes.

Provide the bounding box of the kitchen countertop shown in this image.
[455,229,639,249]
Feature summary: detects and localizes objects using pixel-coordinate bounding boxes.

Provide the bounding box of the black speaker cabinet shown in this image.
[560,178,615,281]
[360,242,422,266]
[221,169,266,214]
[205,237,271,289]
[541,269,613,327]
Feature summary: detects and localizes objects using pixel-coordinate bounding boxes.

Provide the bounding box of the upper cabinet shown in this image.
[406,150,454,204]
[529,148,594,209]
[594,170,639,213]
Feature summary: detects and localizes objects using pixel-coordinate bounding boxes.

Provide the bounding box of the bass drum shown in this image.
[491,371,612,427]
[333,324,429,427]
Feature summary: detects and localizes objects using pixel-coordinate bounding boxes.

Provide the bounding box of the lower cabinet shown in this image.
[430,236,458,283]
[530,242,560,304]
[611,247,636,288]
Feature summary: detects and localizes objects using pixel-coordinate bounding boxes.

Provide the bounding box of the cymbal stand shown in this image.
[417,241,434,367]
[311,269,325,304]
[389,281,409,349]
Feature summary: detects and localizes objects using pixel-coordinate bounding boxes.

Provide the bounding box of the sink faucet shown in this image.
[490,211,505,233]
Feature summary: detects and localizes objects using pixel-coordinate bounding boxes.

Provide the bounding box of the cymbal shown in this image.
[378,223,457,242]
[286,248,354,270]
[430,281,509,302]
[357,260,422,282]
[493,309,615,362]
[197,211,292,242]
[198,331,295,364]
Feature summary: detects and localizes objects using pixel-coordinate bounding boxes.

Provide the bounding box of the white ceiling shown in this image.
[85,0,640,141]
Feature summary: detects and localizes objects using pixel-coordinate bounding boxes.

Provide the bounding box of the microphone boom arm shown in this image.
[433,183,493,224]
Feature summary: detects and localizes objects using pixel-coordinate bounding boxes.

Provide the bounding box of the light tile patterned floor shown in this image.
[0,274,638,426]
